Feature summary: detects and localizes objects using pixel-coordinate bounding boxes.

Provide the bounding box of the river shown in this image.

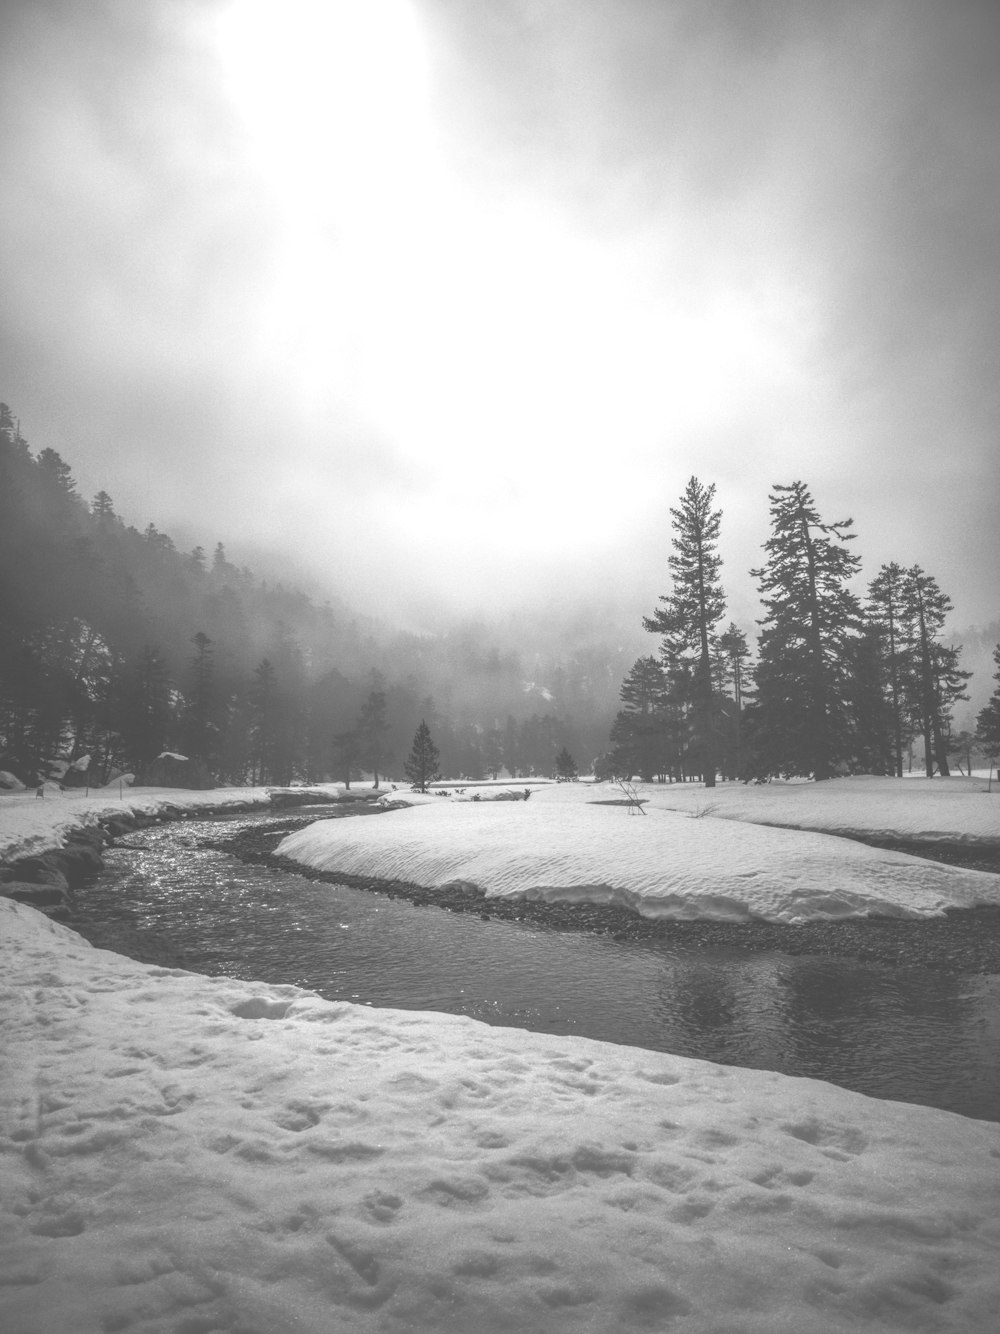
[68,806,1000,1123]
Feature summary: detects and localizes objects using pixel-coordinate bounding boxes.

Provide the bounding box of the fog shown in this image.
[1,0,997,638]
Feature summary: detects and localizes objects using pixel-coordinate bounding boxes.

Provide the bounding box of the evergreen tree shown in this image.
[749,481,863,779]
[850,624,897,775]
[900,566,969,777]
[503,714,520,779]
[610,656,669,781]
[332,727,360,789]
[120,645,173,779]
[643,477,726,787]
[267,623,308,783]
[975,645,1000,763]
[555,746,578,780]
[248,657,279,784]
[403,720,440,791]
[357,675,389,786]
[866,562,911,776]
[482,727,504,779]
[715,623,751,779]
[180,631,219,771]
[91,491,116,526]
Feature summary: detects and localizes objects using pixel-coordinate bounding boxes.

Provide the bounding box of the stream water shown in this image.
[68,807,1000,1123]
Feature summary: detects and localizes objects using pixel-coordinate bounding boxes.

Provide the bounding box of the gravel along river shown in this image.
[67,807,1000,1123]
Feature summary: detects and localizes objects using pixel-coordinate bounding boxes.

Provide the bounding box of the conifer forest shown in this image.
[2,406,997,789]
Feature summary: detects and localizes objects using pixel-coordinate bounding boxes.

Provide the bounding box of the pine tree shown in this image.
[555,747,578,780]
[643,477,726,787]
[899,567,970,777]
[404,720,440,791]
[503,714,520,779]
[749,481,863,779]
[850,624,897,775]
[332,728,360,789]
[180,631,218,771]
[91,491,116,526]
[611,656,669,782]
[482,727,504,779]
[715,623,751,779]
[975,645,1000,763]
[357,676,389,787]
[866,562,911,776]
[248,658,279,785]
[120,645,173,779]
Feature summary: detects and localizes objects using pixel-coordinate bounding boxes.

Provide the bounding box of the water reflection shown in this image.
[68,814,1000,1123]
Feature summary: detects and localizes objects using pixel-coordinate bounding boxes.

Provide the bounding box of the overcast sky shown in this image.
[2,0,997,634]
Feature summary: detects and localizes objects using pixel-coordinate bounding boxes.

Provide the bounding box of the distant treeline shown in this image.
[0,404,627,786]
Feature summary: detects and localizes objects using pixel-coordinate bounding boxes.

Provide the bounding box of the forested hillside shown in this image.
[0,405,626,786]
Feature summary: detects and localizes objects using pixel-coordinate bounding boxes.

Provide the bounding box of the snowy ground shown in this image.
[3,778,1000,1331]
[0,783,353,866]
[277,777,1000,924]
[626,773,1000,845]
[4,897,1000,1334]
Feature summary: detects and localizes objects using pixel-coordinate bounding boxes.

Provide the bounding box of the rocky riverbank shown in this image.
[215,817,1000,976]
[0,789,375,916]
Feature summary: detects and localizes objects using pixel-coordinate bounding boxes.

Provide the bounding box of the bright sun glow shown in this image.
[213,0,799,557]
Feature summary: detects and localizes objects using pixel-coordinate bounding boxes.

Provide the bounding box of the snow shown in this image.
[0,783,353,866]
[4,777,1000,1330]
[623,773,1000,845]
[4,896,999,1334]
[278,777,1000,924]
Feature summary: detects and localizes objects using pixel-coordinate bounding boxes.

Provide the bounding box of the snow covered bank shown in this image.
[616,774,1000,846]
[278,785,1000,924]
[0,783,356,866]
[3,896,998,1334]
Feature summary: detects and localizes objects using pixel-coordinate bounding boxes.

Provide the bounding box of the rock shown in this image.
[100,816,137,838]
[56,842,105,881]
[1,881,72,910]
[5,856,71,891]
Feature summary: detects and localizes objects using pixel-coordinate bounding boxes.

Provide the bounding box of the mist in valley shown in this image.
[2,0,998,783]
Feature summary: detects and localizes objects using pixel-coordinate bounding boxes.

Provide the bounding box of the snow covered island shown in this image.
[3,776,1000,1332]
[278,776,1000,924]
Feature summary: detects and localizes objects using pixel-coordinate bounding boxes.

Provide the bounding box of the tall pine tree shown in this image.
[180,631,219,772]
[749,482,862,780]
[404,720,440,791]
[899,566,969,777]
[865,562,911,776]
[643,477,726,788]
[120,645,173,779]
[357,674,389,787]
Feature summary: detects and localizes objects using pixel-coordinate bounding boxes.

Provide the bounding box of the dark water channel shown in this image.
[69,808,1000,1123]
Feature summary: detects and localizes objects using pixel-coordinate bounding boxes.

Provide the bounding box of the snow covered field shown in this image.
[630,773,1000,845]
[3,777,1000,1332]
[278,777,1000,924]
[4,897,1000,1334]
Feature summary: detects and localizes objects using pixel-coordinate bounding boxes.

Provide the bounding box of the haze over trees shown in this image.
[1,408,989,788]
[0,405,625,787]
